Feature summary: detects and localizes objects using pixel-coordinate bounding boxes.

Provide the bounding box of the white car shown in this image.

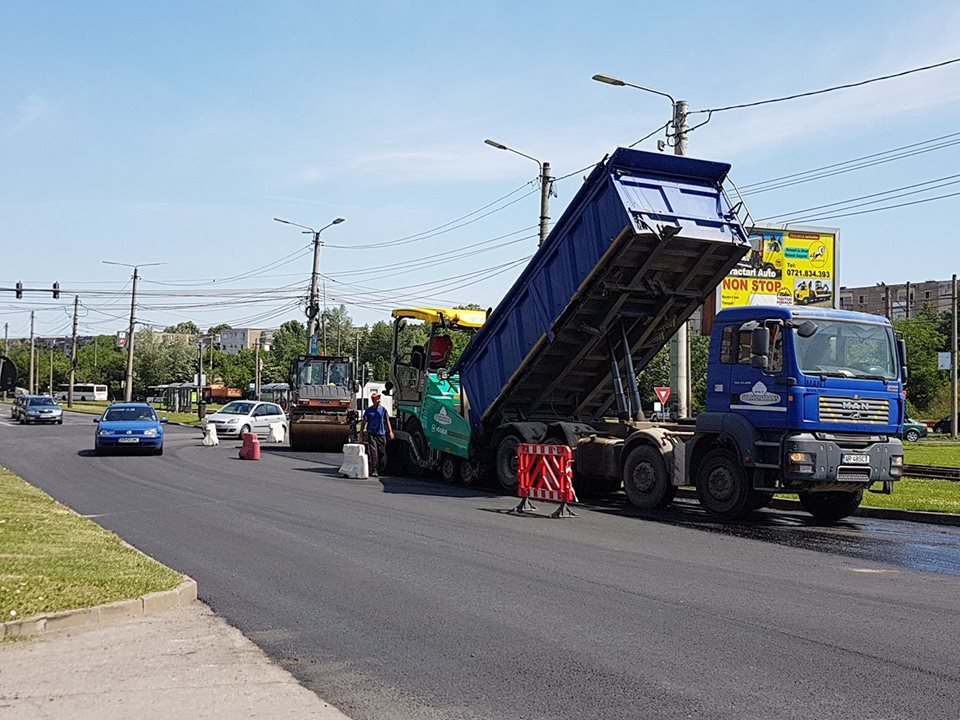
[203,400,287,438]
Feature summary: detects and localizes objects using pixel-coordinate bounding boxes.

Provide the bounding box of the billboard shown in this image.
[718,226,838,310]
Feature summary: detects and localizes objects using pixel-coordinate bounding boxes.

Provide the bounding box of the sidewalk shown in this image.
[0,603,350,720]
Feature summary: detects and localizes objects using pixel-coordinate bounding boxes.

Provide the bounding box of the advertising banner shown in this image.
[718,226,838,310]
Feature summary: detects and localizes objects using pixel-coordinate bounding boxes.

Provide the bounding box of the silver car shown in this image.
[20,395,63,425]
[202,400,287,437]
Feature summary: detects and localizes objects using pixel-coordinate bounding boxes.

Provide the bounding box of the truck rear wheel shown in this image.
[799,489,863,522]
[695,449,754,521]
[622,445,675,510]
[495,434,521,492]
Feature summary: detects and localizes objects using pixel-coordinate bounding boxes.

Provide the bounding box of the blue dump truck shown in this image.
[389,148,905,521]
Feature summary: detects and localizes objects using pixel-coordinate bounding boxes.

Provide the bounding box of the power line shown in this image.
[325,186,539,250]
[690,56,960,115]
[758,172,960,222]
[740,136,960,196]
[784,188,960,224]
[738,129,960,192]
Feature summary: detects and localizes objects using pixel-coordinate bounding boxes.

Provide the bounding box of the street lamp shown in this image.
[103,260,165,402]
[273,217,345,353]
[592,72,691,418]
[484,139,553,245]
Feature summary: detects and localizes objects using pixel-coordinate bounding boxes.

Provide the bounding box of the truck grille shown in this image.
[819,396,890,425]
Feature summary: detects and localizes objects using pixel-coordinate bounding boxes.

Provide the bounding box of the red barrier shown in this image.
[514,443,577,518]
[239,432,261,461]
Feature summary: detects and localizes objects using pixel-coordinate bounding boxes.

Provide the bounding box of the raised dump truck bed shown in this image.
[455,148,750,428]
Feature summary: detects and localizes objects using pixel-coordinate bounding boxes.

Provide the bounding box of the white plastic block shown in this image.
[339,443,369,479]
[202,423,219,447]
[267,422,285,444]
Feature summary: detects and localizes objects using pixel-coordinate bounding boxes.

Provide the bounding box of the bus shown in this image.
[55,383,109,402]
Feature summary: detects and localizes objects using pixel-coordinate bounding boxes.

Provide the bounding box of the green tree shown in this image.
[895,306,947,413]
[207,322,232,337]
[269,320,307,381]
[163,321,200,335]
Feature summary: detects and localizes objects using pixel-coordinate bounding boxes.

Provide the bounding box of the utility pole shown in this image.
[905,280,911,319]
[538,162,553,245]
[29,311,35,394]
[104,260,164,403]
[592,75,693,419]
[196,340,205,420]
[124,267,139,402]
[48,344,54,396]
[322,279,327,356]
[68,295,79,408]
[273,217,345,354]
[2,322,7,401]
[255,337,262,401]
[670,99,690,419]
[952,273,958,439]
[483,139,552,245]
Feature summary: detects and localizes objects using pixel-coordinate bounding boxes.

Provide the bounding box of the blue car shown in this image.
[94,403,167,455]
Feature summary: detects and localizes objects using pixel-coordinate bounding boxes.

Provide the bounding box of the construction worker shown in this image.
[359,392,394,476]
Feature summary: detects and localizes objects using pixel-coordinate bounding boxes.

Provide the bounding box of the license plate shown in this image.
[118,437,140,444]
[842,453,870,465]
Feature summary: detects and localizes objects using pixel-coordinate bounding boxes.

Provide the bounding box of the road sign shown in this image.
[116,331,127,348]
[654,386,671,405]
[939,352,953,371]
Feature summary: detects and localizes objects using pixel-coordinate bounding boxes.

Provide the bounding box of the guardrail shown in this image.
[903,464,960,481]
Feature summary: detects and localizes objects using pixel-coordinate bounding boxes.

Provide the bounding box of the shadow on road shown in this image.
[376,474,498,499]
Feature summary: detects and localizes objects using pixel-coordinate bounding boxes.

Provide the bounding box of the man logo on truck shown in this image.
[738,381,781,406]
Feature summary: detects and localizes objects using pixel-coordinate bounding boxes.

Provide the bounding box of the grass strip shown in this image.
[903,442,960,468]
[0,466,182,623]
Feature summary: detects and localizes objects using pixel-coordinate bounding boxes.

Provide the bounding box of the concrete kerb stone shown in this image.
[0,576,197,641]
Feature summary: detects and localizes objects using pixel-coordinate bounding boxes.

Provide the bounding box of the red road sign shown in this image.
[654,386,671,405]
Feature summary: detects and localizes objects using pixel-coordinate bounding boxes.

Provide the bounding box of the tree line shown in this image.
[4,304,954,418]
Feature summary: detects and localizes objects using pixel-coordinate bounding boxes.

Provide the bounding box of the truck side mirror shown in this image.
[383,381,394,396]
[796,320,818,338]
[897,338,909,381]
[750,327,770,370]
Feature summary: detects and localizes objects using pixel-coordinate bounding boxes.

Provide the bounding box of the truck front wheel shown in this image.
[622,445,675,509]
[495,434,521,492]
[799,489,863,523]
[440,454,458,484]
[695,449,754,520]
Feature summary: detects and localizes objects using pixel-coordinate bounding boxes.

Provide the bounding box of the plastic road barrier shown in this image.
[513,443,577,518]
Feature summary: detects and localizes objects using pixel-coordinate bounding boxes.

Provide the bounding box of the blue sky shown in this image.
[3,0,960,338]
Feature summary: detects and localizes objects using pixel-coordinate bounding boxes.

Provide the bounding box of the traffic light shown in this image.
[52,282,60,299]
[15,281,22,299]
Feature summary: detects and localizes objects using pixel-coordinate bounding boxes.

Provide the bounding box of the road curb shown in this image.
[675,489,960,526]
[0,577,198,641]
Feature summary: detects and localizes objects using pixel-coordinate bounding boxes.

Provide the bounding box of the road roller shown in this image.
[287,354,358,451]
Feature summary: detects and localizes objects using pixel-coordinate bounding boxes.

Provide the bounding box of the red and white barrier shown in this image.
[514,443,577,518]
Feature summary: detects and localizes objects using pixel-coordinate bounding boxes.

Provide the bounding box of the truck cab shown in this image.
[688,306,905,520]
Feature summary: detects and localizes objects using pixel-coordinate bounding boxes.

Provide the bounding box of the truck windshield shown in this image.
[795,320,897,380]
[297,360,350,386]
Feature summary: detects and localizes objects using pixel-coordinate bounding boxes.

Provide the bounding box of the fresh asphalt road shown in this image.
[3,413,960,719]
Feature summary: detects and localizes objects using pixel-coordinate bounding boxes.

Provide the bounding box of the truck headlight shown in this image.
[787,451,815,474]
[890,456,903,476]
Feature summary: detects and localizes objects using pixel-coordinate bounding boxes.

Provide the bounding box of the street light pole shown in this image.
[274,217,345,353]
[68,295,79,408]
[592,73,691,419]
[484,139,552,245]
[104,260,164,402]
